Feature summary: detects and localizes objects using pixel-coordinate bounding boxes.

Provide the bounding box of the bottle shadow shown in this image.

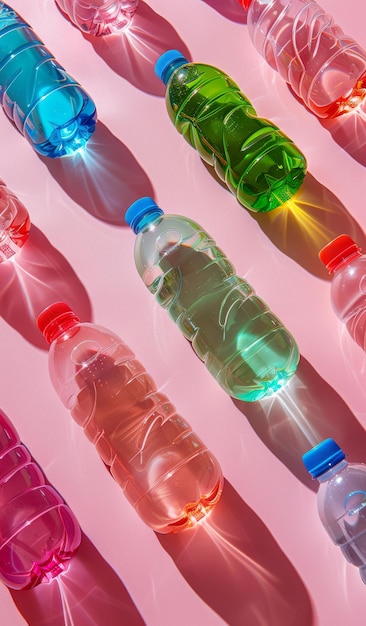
[233,355,366,491]
[158,478,314,626]
[9,532,146,626]
[71,1,191,96]
[202,164,366,279]
[0,225,91,349]
[319,101,366,167]
[39,121,155,225]
[201,0,248,23]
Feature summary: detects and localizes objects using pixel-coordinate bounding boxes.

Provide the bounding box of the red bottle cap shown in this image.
[319,235,362,274]
[37,302,80,343]
[238,0,252,9]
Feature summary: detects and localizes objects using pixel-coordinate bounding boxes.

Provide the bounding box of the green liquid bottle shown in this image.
[125,197,300,401]
[154,50,307,213]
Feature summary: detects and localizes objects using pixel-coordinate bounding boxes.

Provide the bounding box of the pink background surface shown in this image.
[1,0,366,624]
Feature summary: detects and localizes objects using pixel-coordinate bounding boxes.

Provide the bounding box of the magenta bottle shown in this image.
[239,0,366,118]
[319,235,366,349]
[55,0,139,36]
[0,408,81,590]
[0,179,31,263]
[37,302,223,534]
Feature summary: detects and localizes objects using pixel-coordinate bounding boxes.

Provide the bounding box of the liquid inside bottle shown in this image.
[155,50,307,213]
[244,0,366,117]
[55,0,139,36]
[37,303,223,534]
[0,180,30,262]
[126,199,300,401]
[0,409,81,590]
[0,3,97,157]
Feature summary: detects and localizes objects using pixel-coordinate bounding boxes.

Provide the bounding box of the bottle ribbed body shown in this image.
[329,256,366,350]
[246,0,366,117]
[0,409,81,590]
[317,462,366,583]
[164,61,306,212]
[133,213,299,401]
[55,0,139,36]
[0,179,30,262]
[0,2,97,157]
[46,321,223,534]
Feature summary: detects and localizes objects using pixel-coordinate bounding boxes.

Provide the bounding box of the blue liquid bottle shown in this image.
[0,3,97,157]
[125,197,300,401]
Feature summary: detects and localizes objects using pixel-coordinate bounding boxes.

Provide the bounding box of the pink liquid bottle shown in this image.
[0,408,81,590]
[319,234,366,350]
[0,179,31,264]
[37,302,223,534]
[55,0,139,36]
[239,0,366,118]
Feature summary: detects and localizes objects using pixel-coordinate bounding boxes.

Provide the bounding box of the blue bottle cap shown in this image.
[302,439,346,478]
[155,49,189,84]
[125,197,164,234]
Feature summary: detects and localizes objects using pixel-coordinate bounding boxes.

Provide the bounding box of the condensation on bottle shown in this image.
[55,0,139,36]
[319,234,366,351]
[303,438,366,583]
[0,3,97,157]
[0,408,81,590]
[125,197,300,402]
[0,179,30,263]
[154,49,307,213]
[37,302,223,534]
[239,0,366,118]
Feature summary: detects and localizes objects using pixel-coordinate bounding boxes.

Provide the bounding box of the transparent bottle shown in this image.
[37,302,223,534]
[303,438,366,583]
[319,234,366,350]
[125,197,300,401]
[0,3,97,157]
[239,0,366,118]
[154,49,306,213]
[0,179,30,263]
[55,0,139,36]
[0,408,81,590]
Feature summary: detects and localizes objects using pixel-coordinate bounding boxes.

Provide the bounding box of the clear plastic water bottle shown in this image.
[0,408,81,590]
[0,3,97,157]
[319,234,366,350]
[239,0,366,118]
[55,0,139,36]
[303,438,366,583]
[125,197,300,401]
[0,179,30,263]
[37,302,223,534]
[154,49,307,213]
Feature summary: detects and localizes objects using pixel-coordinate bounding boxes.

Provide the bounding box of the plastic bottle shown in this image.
[55,0,139,36]
[154,49,307,213]
[0,179,30,263]
[0,3,97,158]
[0,408,81,590]
[319,234,366,350]
[37,302,223,534]
[303,438,366,583]
[125,197,300,401]
[239,0,366,118]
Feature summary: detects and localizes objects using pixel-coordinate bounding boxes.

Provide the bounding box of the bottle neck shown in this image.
[160,58,186,85]
[330,250,362,274]
[131,208,163,234]
[316,459,348,482]
[42,312,80,344]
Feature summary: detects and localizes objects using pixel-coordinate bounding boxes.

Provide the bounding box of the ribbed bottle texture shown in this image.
[125,198,300,402]
[37,302,223,534]
[55,0,139,36]
[319,235,366,350]
[154,50,306,213]
[241,0,366,118]
[0,2,97,157]
[0,408,81,590]
[303,439,366,583]
[0,179,30,262]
